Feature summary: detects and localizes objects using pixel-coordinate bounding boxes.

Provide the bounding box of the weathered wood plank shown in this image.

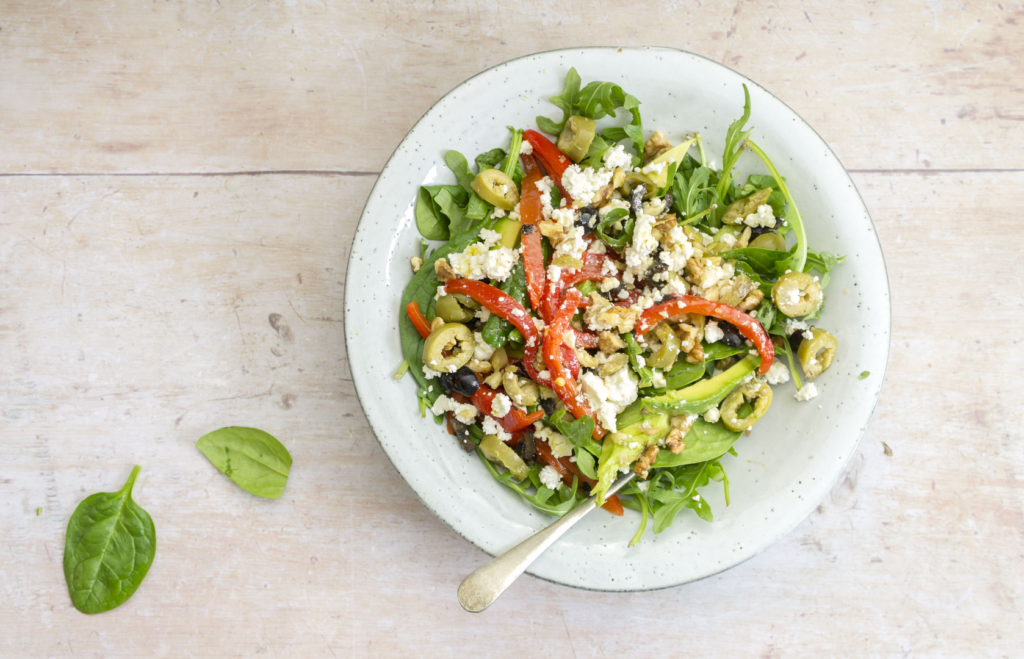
[0,1,1021,174]
[0,171,1020,657]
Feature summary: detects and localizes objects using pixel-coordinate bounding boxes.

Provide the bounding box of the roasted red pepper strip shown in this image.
[519,155,548,312]
[636,295,774,374]
[470,385,544,433]
[406,301,432,339]
[535,440,623,516]
[543,288,604,440]
[574,330,600,349]
[542,251,610,321]
[524,130,574,205]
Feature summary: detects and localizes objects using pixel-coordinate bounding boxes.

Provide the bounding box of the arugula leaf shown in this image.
[649,459,729,531]
[581,133,612,169]
[746,139,807,273]
[753,299,778,333]
[804,248,845,289]
[537,67,581,136]
[481,258,527,347]
[594,208,634,249]
[196,427,293,499]
[503,127,524,179]
[653,419,742,468]
[721,244,796,279]
[714,85,753,214]
[545,410,597,452]
[478,451,583,516]
[577,81,625,120]
[63,466,156,614]
[601,92,643,155]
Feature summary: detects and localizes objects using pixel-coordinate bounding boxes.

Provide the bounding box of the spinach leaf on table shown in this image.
[63,466,156,614]
[195,427,292,499]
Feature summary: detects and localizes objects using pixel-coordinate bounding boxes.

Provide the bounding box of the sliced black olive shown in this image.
[748,222,778,238]
[577,205,598,236]
[630,184,646,217]
[516,431,536,464]
[788,330,806,352]
[450,418,476,453]
[521,224,536,235]
[439,366,479,397]
[719,321,745,347]
[661,193,674,214]
[539,397,558,417]
[645,260,668,282]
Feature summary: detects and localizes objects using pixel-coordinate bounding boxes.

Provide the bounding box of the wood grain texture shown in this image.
[1,1,1022,657]
[0,1,1022,174]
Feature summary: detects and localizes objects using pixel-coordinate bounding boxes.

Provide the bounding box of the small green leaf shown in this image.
[537,67,581,136]
[196,427,293,499]
[859,371,870,380]
[63,466,156,614]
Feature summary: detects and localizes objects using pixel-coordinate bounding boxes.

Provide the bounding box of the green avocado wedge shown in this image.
[593,414,671,505]
[641,354,760,416]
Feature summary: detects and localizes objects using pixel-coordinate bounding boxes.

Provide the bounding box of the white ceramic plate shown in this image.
[344,47,890,591]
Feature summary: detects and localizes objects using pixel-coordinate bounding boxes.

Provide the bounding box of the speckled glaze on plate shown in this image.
[344,47,890,592]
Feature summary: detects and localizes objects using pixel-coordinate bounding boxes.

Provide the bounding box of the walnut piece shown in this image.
[584,292,640,333]
[434,258,456,283]
[643,131,671,164]
[738,288,765,311]
[633,445,661,479]
[410,256,423,273]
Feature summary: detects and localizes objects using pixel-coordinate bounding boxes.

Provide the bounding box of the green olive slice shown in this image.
[721,382,772,432]
[557,115,597,163]
[722,188,772,225]
[479,435,530,481]
[771,271,823,317]
[502,368,540,407]
[422,322,474,372]
[797,328,838,380]
[748,232,787,252]
[435,295,474,323]
[648,323,681,370]
[471,169,519,210]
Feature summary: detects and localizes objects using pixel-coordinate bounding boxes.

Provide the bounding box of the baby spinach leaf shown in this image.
[481,258,527,347]
[196,427,292,499]
[702,342,749,362]
[416,184,470,241]
[594,208,634,249]
[63,466,156,615]
[445,150,475,193]
[753,299,778,333]
[653,419,742,468]
[641,360,705,396]
[575,448,598,480]
[537,67,581,135]
[721,244,796,279]
[581,133,611,169]
[415,187,450,241]
[475,147,506,173]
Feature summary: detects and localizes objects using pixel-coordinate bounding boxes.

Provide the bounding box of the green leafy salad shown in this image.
[396,67,843,544]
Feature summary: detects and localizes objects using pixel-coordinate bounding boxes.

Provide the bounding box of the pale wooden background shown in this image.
[2,2,1022,657]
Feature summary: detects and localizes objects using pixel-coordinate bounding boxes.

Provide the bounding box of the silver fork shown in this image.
[457,472,636,612]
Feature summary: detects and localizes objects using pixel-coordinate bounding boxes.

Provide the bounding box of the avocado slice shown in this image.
[641,354,760,416]
[593,413,671,505]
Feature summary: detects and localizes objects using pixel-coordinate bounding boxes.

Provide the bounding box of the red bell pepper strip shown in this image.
[543,288,604,440]
[524,130,574,206]
[613,289,642,308]
[406,301,432,339]
[542,251,610,322]
[519,155,548,312]
[470,385,544,433]
[535,439,623,516]
[635,295,774,374]
[574,330,600,350]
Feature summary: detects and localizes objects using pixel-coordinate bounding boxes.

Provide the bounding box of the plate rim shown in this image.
[344,45,892,592]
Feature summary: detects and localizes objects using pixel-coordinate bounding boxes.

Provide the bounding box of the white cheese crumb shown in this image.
[764,360,791,385]
[422,365,439,379]
[535,426,572,458]
[784,318,811,336]
[431,395,478,423]
[473,332,495,361]
[703,406,721,423]
[519,140,533,155]
[743,204,776,228]
[482,415,511,440]
[539,465,562,490]
[448,240,519,282]
[794,383,819,402]
[704,320,725,344]
[602,144,632,170]
[491,393,512,418]
[561,164,614,206]
[580,367,638,432]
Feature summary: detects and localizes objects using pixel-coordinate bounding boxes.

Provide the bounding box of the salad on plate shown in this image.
[396,68,843,545]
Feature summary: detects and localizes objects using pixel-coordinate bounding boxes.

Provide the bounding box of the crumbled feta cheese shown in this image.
[636,480,650,492]
[491,393,512,418]
[538,465,561,490]
[538,369,550,380]
[519,140,533,155]
[533,316,546,331]
[479,228,503,245]
[550,207,575,230]
[651,369,667,388]
[431,395,478,423]
[624,213,659,278]
[601,259,619,277]
[535,426,572,458]
[434,285,447,301]
[547,264,562,283]
[561,164,614,206]
[719,232,738,248]
[535,177,555,219]
[641,161,666,176]
[508,203,521,221]
[481,415,511,440]
[580,367,638,432]
[697,258,734,289]
[794,383,819,402]
[659,237,694,272]
[448,241,519,282]
[602,144,632,170]
[422,365,439,380]
[553,225,587,264]
[705,320,725,343]
[475,307,491,322]
[600,277,619,292]
[589,240,607,255]
[703,406,721,423]
[492,207,507,218]
[764,360,791,385]
[473,332,495,361]
[743,204,776,228]
[784,318,810,336]
[663,273,689,295]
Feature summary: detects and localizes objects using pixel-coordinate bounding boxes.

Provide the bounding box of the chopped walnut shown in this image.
[538,219,565,245]
[633,445,660,478]
[719,275,757,307]
[702,285,721,302]
[410,256,423,273]
[643,131,671,164]
[434,258,456,283]
[591,168,626,207]
[684,257,703,283]
[684,341,704,364]
[738,288,765,311]
[676,322,700,353]
[665,429,685,454]
[654,214,678,235]
[598,331,626,353]
[584,292,640,333]
[429,316,445,332]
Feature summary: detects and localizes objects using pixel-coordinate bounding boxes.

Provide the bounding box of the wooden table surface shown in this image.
[2,2,1022,657]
